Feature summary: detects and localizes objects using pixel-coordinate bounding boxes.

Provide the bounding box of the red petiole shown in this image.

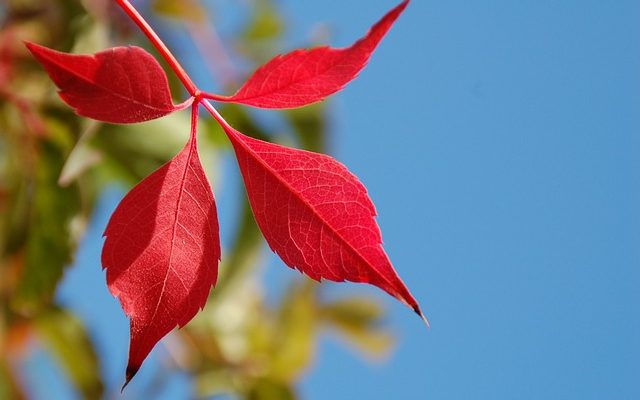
[115,0,234,138]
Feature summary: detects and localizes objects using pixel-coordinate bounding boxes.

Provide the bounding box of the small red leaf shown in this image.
[102,116,220,385]
[210,0,409,108]
[223,125,424,320]
[26,42,185,123]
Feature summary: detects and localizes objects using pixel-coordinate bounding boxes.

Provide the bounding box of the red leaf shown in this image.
[102,112,220,386]
[210,0,409,109]
[26,42,185,123]
[223,125,425,321]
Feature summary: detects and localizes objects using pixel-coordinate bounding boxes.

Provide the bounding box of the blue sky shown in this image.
[303,1,640,399]
[23,0,640,399]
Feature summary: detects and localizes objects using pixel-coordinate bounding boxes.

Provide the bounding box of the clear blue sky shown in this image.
[23,1,640,399]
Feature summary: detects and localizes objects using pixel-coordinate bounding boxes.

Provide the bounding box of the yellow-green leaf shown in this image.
[152,0,207,23]
[247,378,295,400]
[320,297,394,358]
[269,280,317,381]
[33,307,103,399]
[11,123,81,314]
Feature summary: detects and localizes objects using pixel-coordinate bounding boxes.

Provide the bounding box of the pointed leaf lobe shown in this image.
[102,129,220,384]
[224,125,422,317]
[212,0,409,108]
[26,42,184,123]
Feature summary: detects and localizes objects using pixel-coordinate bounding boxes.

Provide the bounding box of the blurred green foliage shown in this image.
[0,1,395,398]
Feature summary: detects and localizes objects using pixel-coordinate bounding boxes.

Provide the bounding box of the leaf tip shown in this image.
[24,40,39,55]
[121,365,139,392]
[23,41,50,58]
[413,305,430,329]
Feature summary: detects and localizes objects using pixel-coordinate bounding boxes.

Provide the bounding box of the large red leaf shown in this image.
[102,112,220,385]
[223,124,425,320]
[26,42,185,123]
[208,0,409,109]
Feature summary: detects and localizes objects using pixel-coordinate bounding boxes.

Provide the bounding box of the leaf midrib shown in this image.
[148,136,197,324]
[235,134,398,292]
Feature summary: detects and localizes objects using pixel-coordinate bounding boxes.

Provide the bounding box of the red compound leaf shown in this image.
[223,124,425,321]
[26,42,187,123]
[27,0,425,389]
[207,0,409,109]
[102,108,220,387]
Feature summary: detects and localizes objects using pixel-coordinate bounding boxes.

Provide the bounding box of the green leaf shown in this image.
[93,112,192,184]
[194,370,237,399]
[321,297,385,326]
[269,280,317,381]
[11,121,81,314]
[0,358,26,400]
[212,197,263,300]
[243,0,284,41]
[58,120,102,187]
[33,307,103,399]
[152,0,207,23]
[238,0,285,64]
[71,9,110,54]
[220,104,274,142]
[247,378,295,400]
[285,103,328,153]
[320,297,394,358]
